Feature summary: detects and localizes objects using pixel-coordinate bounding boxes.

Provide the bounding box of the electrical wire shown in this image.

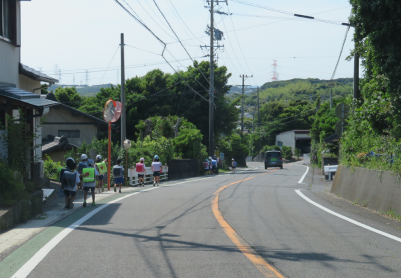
[152,0,218,97]
[227,5,255,85]
[114,0,211,104]
[230,0,349,26]
[331,25,351,80]
[99,45,120,84]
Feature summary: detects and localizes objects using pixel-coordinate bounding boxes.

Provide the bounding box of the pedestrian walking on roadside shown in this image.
[151,155,162,187]
[95,155,107,193]
[61,157,84,209]
[113,158,124,193]
[82,159,99,207]
[212,156,218,175]
[231,158,237,173]
[208,157,213,175]
[203,159,209,176]
[134,157,146,187]
[77,154,88,190]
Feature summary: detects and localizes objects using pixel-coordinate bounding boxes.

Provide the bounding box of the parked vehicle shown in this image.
[265,151,283,169]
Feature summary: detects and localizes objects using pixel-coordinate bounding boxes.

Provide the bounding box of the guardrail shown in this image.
[127,166,169,186]
[324,165,337,181]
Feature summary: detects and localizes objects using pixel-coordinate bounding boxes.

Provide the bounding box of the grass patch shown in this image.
[382,208,401,222]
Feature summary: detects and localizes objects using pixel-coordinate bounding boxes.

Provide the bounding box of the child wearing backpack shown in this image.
[61,157,85,209]
[112,158,124,193]
[77,154,88,190]
[134,157,146,187]
[82,159,99,207]
[95,155,107,193]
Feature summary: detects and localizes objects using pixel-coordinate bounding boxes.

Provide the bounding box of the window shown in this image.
[266,152,281,158]
[58,130,80,138]
[0,0,15,41]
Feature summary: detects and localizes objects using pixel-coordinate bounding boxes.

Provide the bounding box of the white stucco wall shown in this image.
[19,74,40,93]
[41,106,99,147]
[276,131,295,151]
[0,1,21,86]
[0,40,20,86]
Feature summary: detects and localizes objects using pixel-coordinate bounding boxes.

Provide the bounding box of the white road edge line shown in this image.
[298,165,309,184]
[295,189,401,243]
[11,177,211,278]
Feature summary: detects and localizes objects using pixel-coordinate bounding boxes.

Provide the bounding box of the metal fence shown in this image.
[128,166,169,186]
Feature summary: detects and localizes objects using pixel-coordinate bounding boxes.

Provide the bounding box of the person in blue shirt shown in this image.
[113,158,124,193]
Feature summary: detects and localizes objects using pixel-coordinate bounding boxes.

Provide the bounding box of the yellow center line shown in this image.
[211,172,285,278]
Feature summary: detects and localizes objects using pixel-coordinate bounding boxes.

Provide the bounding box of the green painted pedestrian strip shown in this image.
[0,190,140,278]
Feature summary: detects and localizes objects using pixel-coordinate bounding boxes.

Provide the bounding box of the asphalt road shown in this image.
[9,162,401,277]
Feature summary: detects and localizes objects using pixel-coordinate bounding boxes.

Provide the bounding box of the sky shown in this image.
[21,0,357,87]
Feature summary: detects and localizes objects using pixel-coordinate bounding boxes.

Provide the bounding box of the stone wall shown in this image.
[331,165,401,215]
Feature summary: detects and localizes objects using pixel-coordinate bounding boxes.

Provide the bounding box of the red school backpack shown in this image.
[135,163,144,172]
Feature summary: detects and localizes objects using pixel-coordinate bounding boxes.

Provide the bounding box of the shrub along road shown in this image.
[2,162,401,277]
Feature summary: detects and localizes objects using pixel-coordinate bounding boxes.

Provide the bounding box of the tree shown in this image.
[55,87,82,108]
[79,61,238,149]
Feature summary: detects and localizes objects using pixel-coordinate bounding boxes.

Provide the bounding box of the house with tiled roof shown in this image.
[0,0,59,181]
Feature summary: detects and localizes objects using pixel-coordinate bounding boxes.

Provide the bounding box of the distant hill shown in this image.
[227,78,353,107]
[48,84,114,97]
[260,78,353,91]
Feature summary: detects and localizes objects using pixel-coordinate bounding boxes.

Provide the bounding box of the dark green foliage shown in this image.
[78,61,238,149]
[55,87,82,108]
[310,98,346,142]
[294,148,301,159]
[0,161,26,207]
[252,100,314,154]
[282,146,292,160]
[219,131,249,167]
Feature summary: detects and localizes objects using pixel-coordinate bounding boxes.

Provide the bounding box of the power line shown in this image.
[151,0,218,97]
[99,45,120,84]
[114,0,211,104]
[230,0,350,26]
[331,25,351,80]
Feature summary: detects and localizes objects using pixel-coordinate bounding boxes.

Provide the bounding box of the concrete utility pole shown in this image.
[237,74,252,132]
[241,74,245,132]
[257,86,260,125]
[353,45,359,100]
[208,0,214,157]
[120,33,126,146]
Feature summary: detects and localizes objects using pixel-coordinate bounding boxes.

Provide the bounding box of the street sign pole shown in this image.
[107,121,111,191]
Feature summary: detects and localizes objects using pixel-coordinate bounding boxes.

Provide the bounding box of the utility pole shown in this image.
[257,86,260,125]
[237,75,253,133]
[241,74,244,132]
[353,44,359,101]
[120,33,126,147]
[330,89,333,109]
[208,0,214,157]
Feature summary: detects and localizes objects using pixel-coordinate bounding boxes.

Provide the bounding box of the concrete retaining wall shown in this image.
[0,190,43,232]
[331,165,401,214]
[168,159,200,180]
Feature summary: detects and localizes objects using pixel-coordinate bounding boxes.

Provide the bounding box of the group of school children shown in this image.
[203,157,237,175]
[59,154,164,209]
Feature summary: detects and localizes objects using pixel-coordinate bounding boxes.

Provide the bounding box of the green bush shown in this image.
[282,146,293,160]
[294,148,301,159]
[0,161,26,207]
[44,155,62,179]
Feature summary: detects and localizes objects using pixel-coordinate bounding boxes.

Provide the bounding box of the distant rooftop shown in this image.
[20,64,59,84]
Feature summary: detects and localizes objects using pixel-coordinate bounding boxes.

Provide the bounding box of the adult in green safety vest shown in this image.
[95,155,108,194]
[82,159,99,207]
